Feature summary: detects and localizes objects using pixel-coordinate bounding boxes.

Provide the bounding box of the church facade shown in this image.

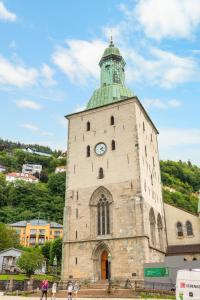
[62,41,200,282]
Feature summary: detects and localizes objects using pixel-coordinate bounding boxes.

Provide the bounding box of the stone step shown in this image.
[82,284,108,289]
[30,289,137,298]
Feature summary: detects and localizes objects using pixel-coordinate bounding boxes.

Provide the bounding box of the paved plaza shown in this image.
[0,298,170,300]
[0,298,138,300]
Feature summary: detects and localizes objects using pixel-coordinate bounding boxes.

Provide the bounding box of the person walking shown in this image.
[67,282,73,300]
[73,281,80,297]
[51,281,57,300]
[40,279,49,300]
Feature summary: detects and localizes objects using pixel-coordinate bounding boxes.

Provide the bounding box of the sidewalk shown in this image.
[0,297,143,300]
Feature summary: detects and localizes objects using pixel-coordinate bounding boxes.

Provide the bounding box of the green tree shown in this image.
[0,174,8,206]
[17,249,44,276]
[47,172,66,197]
[0,223,20,251]
[50,238,62,266]
[42,241,51,261]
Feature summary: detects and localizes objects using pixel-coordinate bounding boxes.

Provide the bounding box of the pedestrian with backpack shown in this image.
[40,279,49,300]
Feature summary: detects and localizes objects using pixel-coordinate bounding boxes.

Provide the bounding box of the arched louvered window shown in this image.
[86,145,90,157]
[99,168,104,179]
[97,194,110,235]
[149,208,156,246]
[111,140,115,150]
[176,222,183,237]
[86,121,90,131]
[186,221,193,236]
[110,116,114,125]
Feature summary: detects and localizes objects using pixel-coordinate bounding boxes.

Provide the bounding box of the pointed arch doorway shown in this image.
[101,250,108,280]
[92,242,111,281]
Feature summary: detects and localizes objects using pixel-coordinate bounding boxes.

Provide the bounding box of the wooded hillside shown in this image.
[0,139,199,225]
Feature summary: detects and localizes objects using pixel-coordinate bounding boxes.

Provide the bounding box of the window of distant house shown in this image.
[186,220,193,236]
[86,121,90,131]
[111,140,115,150]
[86,145,90,157]
[110,116,114,125]
[176,222,183,237]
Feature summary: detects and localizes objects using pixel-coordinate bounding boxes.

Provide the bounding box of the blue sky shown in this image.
[1,0,200,165]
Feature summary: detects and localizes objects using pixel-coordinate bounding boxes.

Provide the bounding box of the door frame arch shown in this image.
[91,242,112,281]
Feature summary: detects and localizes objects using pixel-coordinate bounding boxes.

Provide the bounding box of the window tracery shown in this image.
[97,194,110,235]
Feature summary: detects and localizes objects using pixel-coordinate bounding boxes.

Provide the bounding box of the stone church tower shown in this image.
[62,40,167,281]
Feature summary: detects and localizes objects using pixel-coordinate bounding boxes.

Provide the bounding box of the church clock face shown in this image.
[95,143,107,156]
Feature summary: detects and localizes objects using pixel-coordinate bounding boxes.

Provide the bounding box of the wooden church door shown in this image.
[101,250,108,280]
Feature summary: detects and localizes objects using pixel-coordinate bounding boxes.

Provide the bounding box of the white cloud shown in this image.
[168,99,182,108]
[158,128,200,165]
[52,39,106,85]
[41,64,56,86]
[125,46,199,88]
[22,123,39,131]
[159,128,200,148]
[16,100,42,110]
[74,103,86,112]
[21,123,54,137]
[0,2,17,22]
[0,55,38,87]
[58,117,67,128]
[135,0,200,40]
[41,131,54,137]
[142,98,182,109]
[52,36,200,88]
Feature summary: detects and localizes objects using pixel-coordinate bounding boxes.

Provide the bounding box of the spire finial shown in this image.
[109,33,114,47]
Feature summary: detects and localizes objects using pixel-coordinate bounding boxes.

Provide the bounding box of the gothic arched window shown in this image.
[86,145,90,157]
[111,140,115,150]
[97,194,110,235]
[176,222,183,237]
[186,221,193,236]
[157,214,163,250]
[110,116,114,125]
[149,208,156,246]
[98,168,104,179]
[86,121,90,131]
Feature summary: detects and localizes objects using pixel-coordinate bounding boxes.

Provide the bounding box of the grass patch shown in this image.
[0,274,58,282]
[0,274,27,281]
[140,292,175,299]
[32,274,56,282]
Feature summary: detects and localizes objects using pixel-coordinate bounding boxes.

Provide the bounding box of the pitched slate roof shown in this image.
[167,244,200,255]
[10,219,62,228]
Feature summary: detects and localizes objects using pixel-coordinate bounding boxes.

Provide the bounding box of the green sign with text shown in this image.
[144,267,169,277]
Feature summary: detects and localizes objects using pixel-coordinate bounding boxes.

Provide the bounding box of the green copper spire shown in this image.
[86,40,134,109]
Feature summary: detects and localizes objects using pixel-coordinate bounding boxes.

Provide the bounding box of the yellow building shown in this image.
[10,219,63,247]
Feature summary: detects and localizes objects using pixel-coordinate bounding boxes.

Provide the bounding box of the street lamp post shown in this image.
[53,256,57,276]
[107,253,112,293]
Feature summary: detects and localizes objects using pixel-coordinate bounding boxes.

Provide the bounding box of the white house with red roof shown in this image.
[6,172,39,183]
